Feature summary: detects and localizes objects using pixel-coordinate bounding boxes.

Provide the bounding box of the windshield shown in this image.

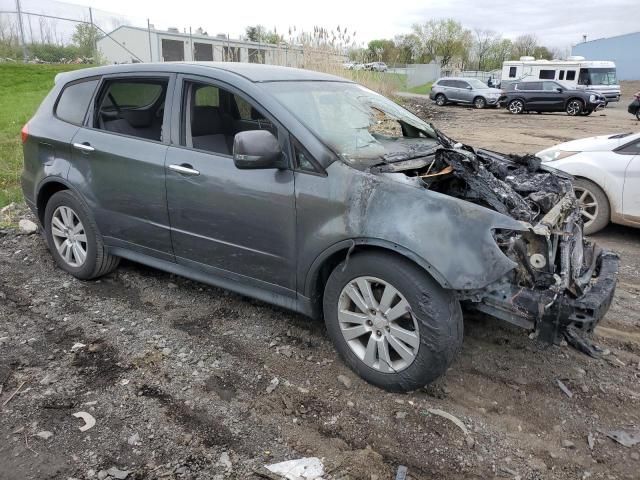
[578,68,617,86]
[264,81,437,164]
[466,78,489,89]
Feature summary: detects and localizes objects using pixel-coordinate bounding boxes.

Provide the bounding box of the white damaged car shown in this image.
[537,132,640,234]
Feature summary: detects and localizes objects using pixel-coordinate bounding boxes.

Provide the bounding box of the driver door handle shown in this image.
[73,142,95,152]
[169,163,200,176]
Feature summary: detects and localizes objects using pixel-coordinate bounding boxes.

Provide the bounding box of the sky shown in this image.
[12,0,640,49]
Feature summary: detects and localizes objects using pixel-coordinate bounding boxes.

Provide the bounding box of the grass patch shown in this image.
[0,63,89,208]
[406,82,433,95]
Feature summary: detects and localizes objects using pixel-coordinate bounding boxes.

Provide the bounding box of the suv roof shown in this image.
[55,62,350,85]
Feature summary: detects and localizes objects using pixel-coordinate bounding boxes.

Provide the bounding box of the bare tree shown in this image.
[512,34,538,58]
[474,29,500,71]
[412,18,472,68]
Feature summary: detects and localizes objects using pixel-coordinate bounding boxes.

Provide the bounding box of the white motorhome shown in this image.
[501,56,620,102]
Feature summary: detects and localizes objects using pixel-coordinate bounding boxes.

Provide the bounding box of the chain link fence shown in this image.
[0,0,344,67]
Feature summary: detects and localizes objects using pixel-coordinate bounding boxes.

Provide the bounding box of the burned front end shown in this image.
[371,140,619,347]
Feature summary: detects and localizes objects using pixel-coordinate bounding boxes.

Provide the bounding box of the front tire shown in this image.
[573,178,610,235]
[473,97,486,109]
[435,94,447,106]
[44,190,120,279]
[323,251,463,392]
[508,99,524,114]
[566,99,584,116]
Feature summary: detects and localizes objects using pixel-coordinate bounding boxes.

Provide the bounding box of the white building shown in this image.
[97,25,304,67]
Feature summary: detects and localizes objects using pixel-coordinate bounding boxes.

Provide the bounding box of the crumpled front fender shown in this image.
[346,169,528,290]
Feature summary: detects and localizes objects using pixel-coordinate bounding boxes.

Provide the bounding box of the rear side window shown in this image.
[107,82,163,108]
[559,70,565,80]
[566,70,576,81]
[55,79,99,125]
[539,70,555,80]
[518,82,542,91]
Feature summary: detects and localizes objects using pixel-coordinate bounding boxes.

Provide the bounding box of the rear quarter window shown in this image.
[55,79,99,125]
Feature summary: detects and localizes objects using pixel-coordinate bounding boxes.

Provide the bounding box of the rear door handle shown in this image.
[73,142,95,152]
[169,164,200,176]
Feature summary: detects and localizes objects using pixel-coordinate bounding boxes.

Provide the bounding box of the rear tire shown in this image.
[323,251,463,392]
[508,99,524,114]
[44,190,120,280]
[473,97,486,109]
[566,99,584,116]
[435,94,447,106]
[573,178,610,235]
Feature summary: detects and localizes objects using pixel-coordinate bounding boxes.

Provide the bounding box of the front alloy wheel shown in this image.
[51,206,88,267]
[338,276,419,373]
[566,100,583,116]
[508,99,524,114]
[573,178,610,234]
[323,251,463,392]
[474,97,486,109]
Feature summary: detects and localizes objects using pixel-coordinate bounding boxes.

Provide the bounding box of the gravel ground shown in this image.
[1,83,639,480]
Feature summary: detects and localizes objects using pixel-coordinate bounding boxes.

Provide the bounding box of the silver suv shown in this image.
[430,77,503,109]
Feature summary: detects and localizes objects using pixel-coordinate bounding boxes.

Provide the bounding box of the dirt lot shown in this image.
[1,83,639,480]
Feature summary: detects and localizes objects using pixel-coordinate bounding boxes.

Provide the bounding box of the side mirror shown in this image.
[466,85,472,90]
[556,87,563,93]
[233,130,284,169]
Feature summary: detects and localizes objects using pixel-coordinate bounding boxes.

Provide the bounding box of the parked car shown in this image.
[498,81,607,116]
[342,62,356,70]
[430,77,503,109]
[22,63,618,391]
[368,62,388,72]
[537,132,640,234]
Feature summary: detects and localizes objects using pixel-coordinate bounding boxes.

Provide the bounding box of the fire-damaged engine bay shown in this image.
[366,131,618,351]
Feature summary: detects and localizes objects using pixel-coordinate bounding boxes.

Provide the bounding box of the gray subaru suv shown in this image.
[21,63,618,391]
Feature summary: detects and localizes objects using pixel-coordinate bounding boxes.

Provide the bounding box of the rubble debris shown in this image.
[426,408,469,436]
[72,411,96,432]
[2,380,26,406]
[265,457,324,480]
[599,429,640,448]
[18,219,38,234]
[395,465,408,480]
[106,467,130,479]
[587,432,595,450]
[564,326,602,358]
[127,432,140,446]
[337,374,352,389]
[35,430,53,440]
[266,377,280,394]
[562,439,576,449]
[556,379,573,399]
[71,342,86,352]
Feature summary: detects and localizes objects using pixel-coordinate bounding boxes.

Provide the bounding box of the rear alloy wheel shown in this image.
[508,99,524,114]
[566,99,583,116]
[45,190,120,279]
[435,94,447,106]
[473,97,486,109]
[573,178,610,235]
[323,251,463,392]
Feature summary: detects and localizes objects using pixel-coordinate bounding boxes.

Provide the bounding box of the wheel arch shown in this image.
[473,95,486,104]
[35,177,76,226]
[304,239,448,319]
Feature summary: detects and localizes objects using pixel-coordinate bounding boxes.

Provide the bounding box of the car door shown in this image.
[67,72,175,261]
[523,82,545,110]
[542,82,565,110]
[447,80,464,102]
[457,80,473,103]
[620,139,640,224]
[164,74,297,295]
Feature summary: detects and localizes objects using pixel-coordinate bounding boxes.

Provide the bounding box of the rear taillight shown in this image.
[21,123,29,144]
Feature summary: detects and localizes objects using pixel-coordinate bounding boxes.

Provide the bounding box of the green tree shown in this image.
[367,39,396,63]
[72,23,99,58]
[245,25,283,44]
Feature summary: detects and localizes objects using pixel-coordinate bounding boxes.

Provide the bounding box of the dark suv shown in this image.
[498,81,607,116]
[21,63,618,391]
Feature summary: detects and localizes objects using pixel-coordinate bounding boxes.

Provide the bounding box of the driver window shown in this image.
[94,79,168,142]
[183,81,276,156]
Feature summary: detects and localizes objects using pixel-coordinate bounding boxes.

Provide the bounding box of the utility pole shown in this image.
[15,0,28,61]
[88,7,97,62]
[147,19,153,61]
